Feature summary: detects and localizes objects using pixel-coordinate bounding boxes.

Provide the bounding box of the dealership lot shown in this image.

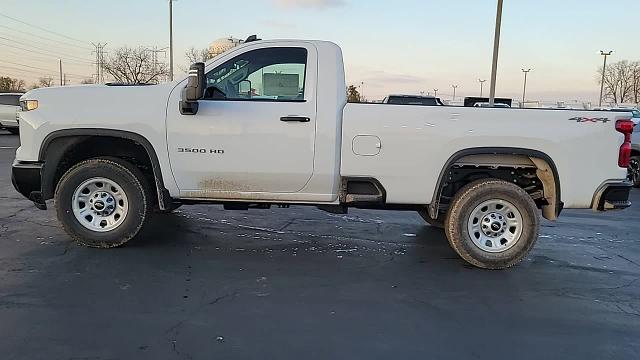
[0,131,639,359]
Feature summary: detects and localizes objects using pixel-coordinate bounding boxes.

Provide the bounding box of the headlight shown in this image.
[20,100,38,111]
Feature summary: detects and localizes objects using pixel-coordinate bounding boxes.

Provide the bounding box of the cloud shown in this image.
[260,19,297,29]
[272,0,345,9]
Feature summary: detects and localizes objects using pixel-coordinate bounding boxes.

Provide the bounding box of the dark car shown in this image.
[382,94,444,106]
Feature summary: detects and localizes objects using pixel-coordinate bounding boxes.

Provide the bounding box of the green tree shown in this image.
[346,84,362,103]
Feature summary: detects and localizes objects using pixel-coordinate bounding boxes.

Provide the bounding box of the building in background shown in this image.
[208,37,243,58]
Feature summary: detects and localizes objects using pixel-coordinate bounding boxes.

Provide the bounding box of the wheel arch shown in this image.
[39,128,171,210]
[429,147,562,221]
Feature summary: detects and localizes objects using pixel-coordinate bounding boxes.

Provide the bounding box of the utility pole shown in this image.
[599,50,613,107]
[521,68,532,107]
[59,59,63,86]
[169,0,175,81]
[433,89,438,97]
[478,79,487,97]
[452,84,458,101]
[360,81,364,101]
[488,0,503,106]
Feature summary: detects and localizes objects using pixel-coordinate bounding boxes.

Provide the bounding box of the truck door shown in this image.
[166,45,317,197]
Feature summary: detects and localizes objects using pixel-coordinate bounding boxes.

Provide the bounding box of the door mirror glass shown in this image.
[238,80,252,98]
[180,62,206,115]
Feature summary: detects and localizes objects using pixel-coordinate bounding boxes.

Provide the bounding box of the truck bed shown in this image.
[341,104,628,208]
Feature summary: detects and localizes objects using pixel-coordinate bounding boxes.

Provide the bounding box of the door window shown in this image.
[204,47,307,102]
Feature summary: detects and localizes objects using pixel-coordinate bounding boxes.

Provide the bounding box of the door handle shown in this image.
[280,116,310,122]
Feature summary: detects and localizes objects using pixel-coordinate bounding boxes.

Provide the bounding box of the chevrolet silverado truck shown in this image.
[11,39,635,269]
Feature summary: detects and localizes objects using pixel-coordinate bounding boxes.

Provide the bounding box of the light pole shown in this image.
[478,79,487,97]
[452,84,458,101]
[488,0,503,106]
[168,0,176,81]
[599,50,613,107]
[360,81,364,101]
[521,68,531,107]
[433,89,438,97]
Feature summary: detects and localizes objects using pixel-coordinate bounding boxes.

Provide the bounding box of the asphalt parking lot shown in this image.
[1,130,639,360]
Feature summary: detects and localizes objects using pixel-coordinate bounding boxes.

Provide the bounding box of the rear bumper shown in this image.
[592,180,632,211]
[11,160,46,209]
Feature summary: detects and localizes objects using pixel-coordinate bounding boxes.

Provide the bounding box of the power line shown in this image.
[0,65,88,79]
[0,24,93,51]
[0,12,90,45]
[0,47,93,67]
[0,31,93,56]
[0,60,90,78]
[0,40,93,64]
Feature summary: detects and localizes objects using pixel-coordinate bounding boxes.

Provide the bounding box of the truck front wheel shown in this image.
[444,179,539,269]
[54,158,150,248]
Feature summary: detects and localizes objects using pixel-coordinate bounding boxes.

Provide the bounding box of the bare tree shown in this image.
[185,47,212,64]
[630,61,640,105]
[38,76,54,87]
[598,60,634,104]
[0,76,26,92]
[102,46,169,84]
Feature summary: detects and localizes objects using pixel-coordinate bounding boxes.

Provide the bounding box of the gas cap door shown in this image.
[352,135,381,156]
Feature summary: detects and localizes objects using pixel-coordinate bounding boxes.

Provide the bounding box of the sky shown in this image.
[1,0,639,102]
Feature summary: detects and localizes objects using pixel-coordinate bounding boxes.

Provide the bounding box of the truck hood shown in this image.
[22,82,180,129]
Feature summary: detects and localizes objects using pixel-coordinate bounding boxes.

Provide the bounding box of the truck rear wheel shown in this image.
[444,179,539,269]
[55,158,150,248]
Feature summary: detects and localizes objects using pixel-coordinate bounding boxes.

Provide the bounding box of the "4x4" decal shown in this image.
[569,117,610,123]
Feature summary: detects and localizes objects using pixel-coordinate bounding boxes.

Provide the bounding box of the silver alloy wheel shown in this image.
[467,199,523,253]
[71,177,129,232]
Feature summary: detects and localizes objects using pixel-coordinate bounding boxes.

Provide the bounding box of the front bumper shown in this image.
[0,120,18,129]
[592,180,632,211]
[11,160,46,209]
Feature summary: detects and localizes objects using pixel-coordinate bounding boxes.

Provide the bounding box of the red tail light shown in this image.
[616,119,634,167]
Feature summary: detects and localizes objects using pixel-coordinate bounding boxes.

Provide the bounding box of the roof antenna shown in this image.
[244,35,261,43]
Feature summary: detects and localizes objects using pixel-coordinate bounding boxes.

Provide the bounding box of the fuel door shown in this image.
[352,135,381,156]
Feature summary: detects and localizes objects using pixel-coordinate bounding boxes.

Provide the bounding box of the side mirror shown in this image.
[180,62,205,115]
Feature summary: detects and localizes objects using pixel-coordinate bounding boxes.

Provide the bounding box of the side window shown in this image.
[204,47,307,101]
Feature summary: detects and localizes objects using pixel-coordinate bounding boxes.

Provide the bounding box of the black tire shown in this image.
[444,179,539,269]
[7,128,18,135]
[55,158,150,248]
[629,156,640,188]
[418,209,445,228]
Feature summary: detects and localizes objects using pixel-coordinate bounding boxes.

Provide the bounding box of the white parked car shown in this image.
[11,38,635,269]
[0,92,22,134]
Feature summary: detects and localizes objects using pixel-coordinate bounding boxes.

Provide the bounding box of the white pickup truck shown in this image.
[12,39,635,269]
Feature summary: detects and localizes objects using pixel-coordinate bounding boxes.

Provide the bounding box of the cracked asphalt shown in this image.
[1,130,639,360]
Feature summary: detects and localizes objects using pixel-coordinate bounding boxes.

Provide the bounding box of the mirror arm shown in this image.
[180,100,199,115]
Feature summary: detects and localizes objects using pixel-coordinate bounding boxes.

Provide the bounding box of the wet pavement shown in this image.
[1,130,639,359]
